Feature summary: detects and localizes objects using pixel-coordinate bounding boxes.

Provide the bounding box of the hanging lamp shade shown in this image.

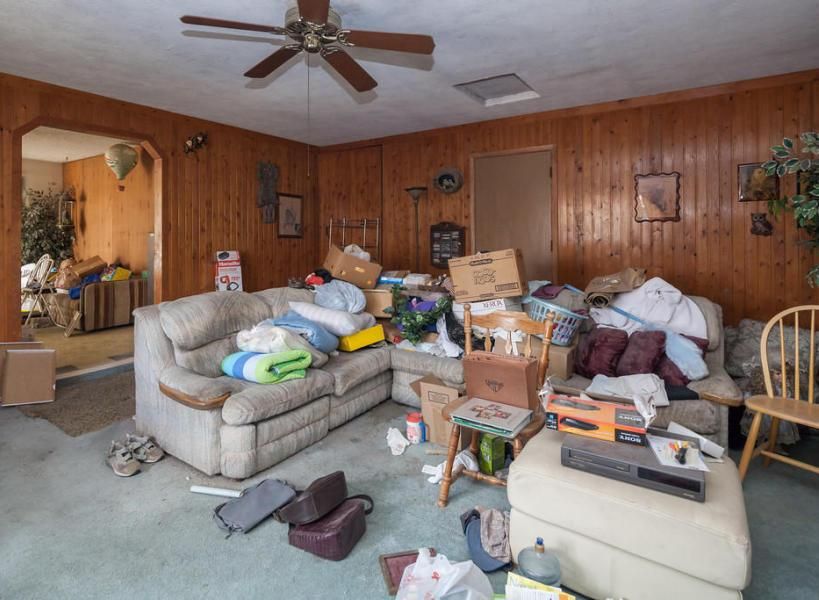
[104,143,139,180]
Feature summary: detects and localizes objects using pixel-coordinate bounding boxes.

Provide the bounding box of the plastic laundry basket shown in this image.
[525,297,587,346]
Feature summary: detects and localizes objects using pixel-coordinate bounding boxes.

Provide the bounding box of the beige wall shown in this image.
[22,158,63,194]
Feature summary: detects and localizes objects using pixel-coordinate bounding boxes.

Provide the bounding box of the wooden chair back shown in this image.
[759,305,819,403]
[463,304,556,388]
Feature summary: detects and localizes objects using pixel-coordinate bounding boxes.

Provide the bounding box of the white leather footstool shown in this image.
[508,430,751,600]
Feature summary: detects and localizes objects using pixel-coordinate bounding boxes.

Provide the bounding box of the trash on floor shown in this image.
[386,427,410,455]
[396,547,493,600]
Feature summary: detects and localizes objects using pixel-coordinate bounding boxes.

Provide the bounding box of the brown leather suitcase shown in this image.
[288,495,373,561]
[277,471,348,525]
[463,350,538,410]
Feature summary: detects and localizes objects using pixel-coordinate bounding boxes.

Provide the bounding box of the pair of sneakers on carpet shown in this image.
[107,434,164,477]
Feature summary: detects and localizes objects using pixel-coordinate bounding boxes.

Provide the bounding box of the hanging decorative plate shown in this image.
[433,168,464,194]
[104,143,139,180]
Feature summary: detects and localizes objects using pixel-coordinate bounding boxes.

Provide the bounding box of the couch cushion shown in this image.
[509,430,751,590]
[390,347,464,384]
[174,335,238,378]
[253,287,315,317]
[689,296,721,352]
[160,292,269,351]
[221,369,334,425]
[319,346,391,395]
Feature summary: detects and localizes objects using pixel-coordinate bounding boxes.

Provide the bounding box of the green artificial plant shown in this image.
[764,132,819,286]
[387,284,453,344]
[21,188,75,265]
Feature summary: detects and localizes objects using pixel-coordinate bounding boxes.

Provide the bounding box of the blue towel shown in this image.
[269,311,339,353]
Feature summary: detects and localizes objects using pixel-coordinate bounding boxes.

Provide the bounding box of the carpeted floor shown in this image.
[2,372,819,599]
[18,369,135,436]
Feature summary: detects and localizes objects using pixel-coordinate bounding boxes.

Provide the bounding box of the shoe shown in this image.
[107,441,141,477]
[126,434,164,463]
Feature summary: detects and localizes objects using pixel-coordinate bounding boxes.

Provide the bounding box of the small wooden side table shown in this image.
[437,397,545,508]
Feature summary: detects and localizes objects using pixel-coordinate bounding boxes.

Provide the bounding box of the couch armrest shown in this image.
[159,365,242,410]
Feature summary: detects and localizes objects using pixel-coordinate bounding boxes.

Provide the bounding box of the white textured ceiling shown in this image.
[22,127,137,163]
[1,1,818,146]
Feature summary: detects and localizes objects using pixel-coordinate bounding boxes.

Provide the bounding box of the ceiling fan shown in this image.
[181,0,435,92]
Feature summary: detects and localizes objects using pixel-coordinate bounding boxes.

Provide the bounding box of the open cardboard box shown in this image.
[410,374,467,448]
[323,245,383,289]
[0,342,56,406]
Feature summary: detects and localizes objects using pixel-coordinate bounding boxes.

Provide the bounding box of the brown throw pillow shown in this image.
[655,335,709,386]
[575,327,629,378]
[616,331,666,376]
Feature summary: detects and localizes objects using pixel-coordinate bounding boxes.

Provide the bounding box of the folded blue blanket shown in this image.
[269,311,339,353]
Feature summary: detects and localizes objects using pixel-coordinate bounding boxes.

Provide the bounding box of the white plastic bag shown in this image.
[314,279,367,313]
[343,244,371,262]
[397,548,493,600]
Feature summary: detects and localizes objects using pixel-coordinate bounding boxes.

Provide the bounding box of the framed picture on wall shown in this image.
[277,193,303,238]
[633,172,681,222]
[738,163,779,202]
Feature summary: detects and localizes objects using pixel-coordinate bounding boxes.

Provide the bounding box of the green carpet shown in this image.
[2,372,818,599]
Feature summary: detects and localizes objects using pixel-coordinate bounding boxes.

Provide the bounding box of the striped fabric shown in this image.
[221,350,312,384]
[82,279,149,332]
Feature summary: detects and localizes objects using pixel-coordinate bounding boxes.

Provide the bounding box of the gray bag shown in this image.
[213,479,296,536]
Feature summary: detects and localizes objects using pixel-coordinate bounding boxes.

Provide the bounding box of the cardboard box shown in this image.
[338,324,385,352]
[215,250,243,291]
[323,245,383,289]
[363,289,394,318]
[448,249,527,302]
[544,394,647,446]
[411,375,466,447]
[101,266,132,281]
[69,255,107,278]
[452,297,523,323]
[491,338,577,380]
[1,347,56,406]
[479,433,506,475]
[377,270,409,286]
[463,350,539,411]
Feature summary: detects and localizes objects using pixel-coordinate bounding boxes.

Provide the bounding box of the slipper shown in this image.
[126,434,164,463]
[107,441,141,477]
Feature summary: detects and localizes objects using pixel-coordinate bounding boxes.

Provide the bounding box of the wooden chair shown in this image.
[437,305,555,508]
[738,305,819,481]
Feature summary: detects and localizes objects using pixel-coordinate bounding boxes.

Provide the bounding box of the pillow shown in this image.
[575,327,629,378]
[655,335,708,386]
[616,331,666,376]
[289,301,375,337]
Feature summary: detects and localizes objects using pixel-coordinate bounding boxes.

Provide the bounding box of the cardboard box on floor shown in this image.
[0,342,56,406]
[363,288,393,318]
[491,336,577,380]
[448,248,527,302]
[410,375,467,448]
[323,245,382,289]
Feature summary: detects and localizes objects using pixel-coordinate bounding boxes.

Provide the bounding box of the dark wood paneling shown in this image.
[1,73,318,341]
[319,70,819,325]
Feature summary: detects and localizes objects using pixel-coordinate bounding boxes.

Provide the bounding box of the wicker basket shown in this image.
[525,297,587,346]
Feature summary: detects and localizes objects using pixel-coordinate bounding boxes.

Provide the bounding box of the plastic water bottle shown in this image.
[518,537,561,586]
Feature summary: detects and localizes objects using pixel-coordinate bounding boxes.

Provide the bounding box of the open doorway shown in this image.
[20,126,159,378]
[472,148,554,280]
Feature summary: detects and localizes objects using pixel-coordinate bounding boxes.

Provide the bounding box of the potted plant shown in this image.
[21,187,75,265]
[763,132,819,286]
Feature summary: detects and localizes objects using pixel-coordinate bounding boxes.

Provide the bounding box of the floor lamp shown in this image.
[405,186,427,273]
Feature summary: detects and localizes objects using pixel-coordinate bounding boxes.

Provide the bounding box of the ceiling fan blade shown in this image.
[181,15,285,35]
[297,0,330,24]
[321,48,377,92]
[244,46,302,78]
[341,30,435,54]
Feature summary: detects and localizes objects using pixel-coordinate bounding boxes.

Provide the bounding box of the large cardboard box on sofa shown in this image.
[463,351,538,411]
[448,249,527,302]
[323,245,382,289]
[411,375,466,448]
[0,343,56,406]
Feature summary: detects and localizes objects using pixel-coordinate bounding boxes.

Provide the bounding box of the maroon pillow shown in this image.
[575,327,629,378]
[655,335,709,386]
[616,331,666,376]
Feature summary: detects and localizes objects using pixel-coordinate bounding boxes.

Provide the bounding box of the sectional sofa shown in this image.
[134,288,739,478]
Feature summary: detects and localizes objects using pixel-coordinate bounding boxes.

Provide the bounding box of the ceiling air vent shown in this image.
[454,73,540,107]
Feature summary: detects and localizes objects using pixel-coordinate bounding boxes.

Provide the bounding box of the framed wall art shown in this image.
[634,172,681,222]
[738,162,779,202]
[277,193,303,238]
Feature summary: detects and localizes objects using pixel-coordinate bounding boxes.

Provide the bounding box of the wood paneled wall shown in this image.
[0,73,318,341]
[319,70,819,325]
[63,149,155,273]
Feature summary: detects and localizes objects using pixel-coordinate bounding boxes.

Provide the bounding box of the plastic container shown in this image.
[525,297,587,346]
[517,537,561,586]
[406,412,425,444]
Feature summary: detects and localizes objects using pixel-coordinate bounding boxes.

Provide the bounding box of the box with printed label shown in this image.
[323,245,383,289]
[451,297,523,323]
[410,375,467,447]
[544,394,647,446]
[214,250,243,291]
[448,249,527,302]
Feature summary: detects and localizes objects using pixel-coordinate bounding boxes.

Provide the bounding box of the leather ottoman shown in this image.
[508,430,751,600]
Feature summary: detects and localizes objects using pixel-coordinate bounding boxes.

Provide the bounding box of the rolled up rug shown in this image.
[221,350,312,384]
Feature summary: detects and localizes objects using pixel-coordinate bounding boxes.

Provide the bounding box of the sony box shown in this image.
[448,249,527,302]
[544,394,647,446]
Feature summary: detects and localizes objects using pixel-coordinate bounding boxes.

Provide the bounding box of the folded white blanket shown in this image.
[237,321,328,368]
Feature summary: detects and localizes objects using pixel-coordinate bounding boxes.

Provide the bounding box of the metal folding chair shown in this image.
[21,254,55,327]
